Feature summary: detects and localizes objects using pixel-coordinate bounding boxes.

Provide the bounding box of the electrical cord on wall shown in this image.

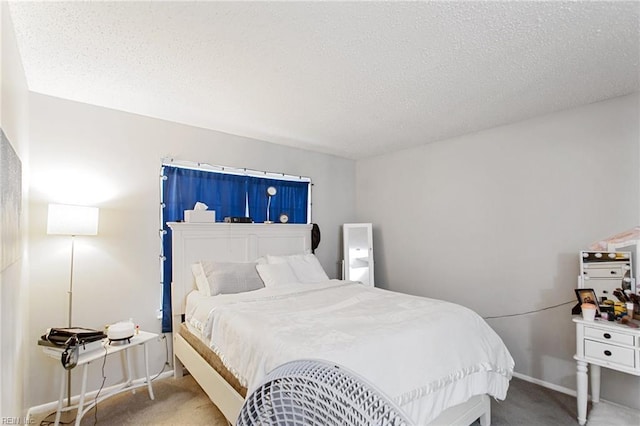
[150,333,170,382]
[91,347,109,426]
[483,300,575,320]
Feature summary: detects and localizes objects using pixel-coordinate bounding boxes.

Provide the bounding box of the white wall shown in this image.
[356,93,640,408]
[0,0,29,418]
[26,93,356,408]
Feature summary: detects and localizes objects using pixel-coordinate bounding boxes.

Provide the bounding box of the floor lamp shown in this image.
[47,203,99,406]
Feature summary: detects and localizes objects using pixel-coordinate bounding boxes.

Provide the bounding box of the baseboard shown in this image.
[514,371,638,410]
[512,371,577,397]
[26,370,174,419]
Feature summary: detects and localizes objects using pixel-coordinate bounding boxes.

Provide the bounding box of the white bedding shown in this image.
[185,280,514,425]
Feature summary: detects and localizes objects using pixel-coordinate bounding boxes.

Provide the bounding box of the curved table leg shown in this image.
[54,368,66,426]
[144,341,155,399]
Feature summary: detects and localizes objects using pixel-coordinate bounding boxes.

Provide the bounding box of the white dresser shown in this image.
[573,317,640,425]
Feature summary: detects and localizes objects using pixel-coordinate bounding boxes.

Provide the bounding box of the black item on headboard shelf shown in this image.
[311,223,321,253]
[223,216,254,223]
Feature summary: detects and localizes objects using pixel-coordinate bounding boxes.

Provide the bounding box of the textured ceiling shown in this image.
[8,1,640,159]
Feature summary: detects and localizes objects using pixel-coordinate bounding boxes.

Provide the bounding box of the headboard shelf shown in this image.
[167,222,312,320]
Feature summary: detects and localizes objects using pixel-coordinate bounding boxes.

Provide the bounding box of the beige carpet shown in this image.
[33,375,227,426]
[31,374,639,426]
[587,401,640,426]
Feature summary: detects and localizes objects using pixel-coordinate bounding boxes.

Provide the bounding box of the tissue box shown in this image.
[184,210,215,223]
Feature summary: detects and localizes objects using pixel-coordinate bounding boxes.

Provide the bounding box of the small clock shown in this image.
[279,213,289,224]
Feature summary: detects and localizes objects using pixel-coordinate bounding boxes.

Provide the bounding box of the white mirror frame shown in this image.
[343,223,374,287]
[579,250,633,303]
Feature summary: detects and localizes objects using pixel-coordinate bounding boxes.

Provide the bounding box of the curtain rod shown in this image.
[161,157,311,183]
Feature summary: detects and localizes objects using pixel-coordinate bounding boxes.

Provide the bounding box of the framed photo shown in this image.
[575,288,600,315]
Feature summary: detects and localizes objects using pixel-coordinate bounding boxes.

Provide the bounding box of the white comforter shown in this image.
[186,281,514,425]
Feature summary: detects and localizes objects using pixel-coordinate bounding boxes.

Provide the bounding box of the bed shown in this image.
[168,222,514,425]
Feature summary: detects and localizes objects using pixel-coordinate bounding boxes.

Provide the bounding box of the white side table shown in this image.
[42,330,158,426]
[573,317,640,425]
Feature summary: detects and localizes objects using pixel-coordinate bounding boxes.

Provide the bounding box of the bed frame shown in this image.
[168,222,491,425]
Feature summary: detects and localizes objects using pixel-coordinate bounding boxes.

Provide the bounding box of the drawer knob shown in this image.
[604,350,612,356]
[603,333,611,339]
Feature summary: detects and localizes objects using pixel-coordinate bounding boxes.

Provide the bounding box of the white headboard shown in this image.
[167,222,312,321]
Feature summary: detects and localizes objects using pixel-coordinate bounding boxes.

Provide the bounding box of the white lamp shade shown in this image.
[47,204,99,236]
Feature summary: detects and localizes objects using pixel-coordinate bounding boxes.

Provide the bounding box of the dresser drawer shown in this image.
[584,326,635,346]
[584,340,635,368]
[582,265,625,278]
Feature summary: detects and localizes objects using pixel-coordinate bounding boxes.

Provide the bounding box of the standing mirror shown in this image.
[343,223,374,287]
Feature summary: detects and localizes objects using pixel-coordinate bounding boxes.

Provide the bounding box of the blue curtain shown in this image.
[161,166,247,332]
[246,177,309,224]
[161,166,309,332]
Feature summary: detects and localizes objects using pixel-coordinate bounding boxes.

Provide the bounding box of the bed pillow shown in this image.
[191,262,213,296]
[256,262,299,288]
[266,253,329,283]
[191,261,264,296]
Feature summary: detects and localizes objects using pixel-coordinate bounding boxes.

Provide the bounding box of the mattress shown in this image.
[185,280,514,425]
[178,323,247,397]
